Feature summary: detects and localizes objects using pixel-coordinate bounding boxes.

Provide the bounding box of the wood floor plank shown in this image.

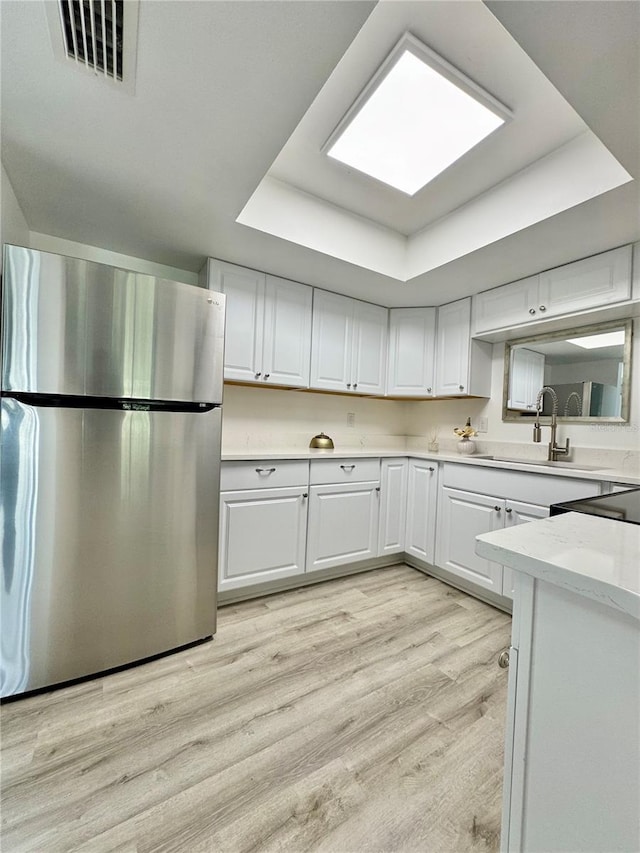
[1,565,511,852]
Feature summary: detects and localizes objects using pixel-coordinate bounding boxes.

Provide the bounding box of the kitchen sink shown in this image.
[473,455,607,472]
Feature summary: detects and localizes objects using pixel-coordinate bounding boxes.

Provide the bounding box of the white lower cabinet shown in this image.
[501,500,549,598]
[437,488,505,593]
[306,481,380,572]
[378,458,408,556]
[405,459,438,564]
[218,486,308,591]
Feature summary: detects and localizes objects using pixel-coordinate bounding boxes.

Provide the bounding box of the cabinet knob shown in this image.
[375,486,381,493]
[539,305,547,312]
[254,372,262,378]
[263,374,270,380]
[494,505,501,513]
[505,507,513,514]
[498,649,510,669]
[458,385,464,391]
[428,467,435,472]
[302,492,308,499]
[353,383,358,390]
[426,387,432,393]
[529,308,536,315]
[346,383,351,389]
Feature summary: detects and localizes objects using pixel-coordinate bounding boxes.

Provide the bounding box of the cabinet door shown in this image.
[435,298,471,396]
[310,290,353,392]
[306,481,379,572]
[378,459,408,556]
[436,487,504,593]
[508,348,546,411]
[208,260,265,383]
[501,500,549,599]
[405,459,438,564]
[218,487,308,591]
[472,275,540,334]
[351,301,388,395]
[538,245,632,318]
[262,276,312,388]
[387,308,436,396]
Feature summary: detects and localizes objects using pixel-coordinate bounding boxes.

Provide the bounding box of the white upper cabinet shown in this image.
[386,308,436,397]
[262,275,312,387]
[508,347,545,411]
[205,260,311,387]
[435,297,492,397]
[538,245,632,317]
[310,290,387,395]
[472,245,632,335]
[472,275,539,335]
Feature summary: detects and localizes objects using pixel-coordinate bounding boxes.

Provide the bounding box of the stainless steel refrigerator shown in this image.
[0,245,225,698]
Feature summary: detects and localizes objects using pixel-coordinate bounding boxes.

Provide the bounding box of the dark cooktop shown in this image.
[551,487,640,525]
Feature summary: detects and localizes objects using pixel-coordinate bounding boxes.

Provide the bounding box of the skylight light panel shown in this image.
[566,331,626,349]
[325,34,511,196]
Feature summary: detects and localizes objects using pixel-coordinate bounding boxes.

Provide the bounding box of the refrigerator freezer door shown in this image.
[1,399,221,697]
[1,246,225,403]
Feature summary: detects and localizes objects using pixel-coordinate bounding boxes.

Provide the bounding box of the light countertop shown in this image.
[476,512,640,619]
[221,449,640,486]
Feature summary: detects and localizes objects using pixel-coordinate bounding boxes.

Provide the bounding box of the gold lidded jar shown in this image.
[309,431,334,449]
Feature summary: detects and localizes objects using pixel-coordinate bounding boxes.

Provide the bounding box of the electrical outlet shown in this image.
[347,412,356,428]
[477,417,488,433]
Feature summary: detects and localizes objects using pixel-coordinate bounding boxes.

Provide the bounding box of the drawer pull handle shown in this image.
[255,467,276,474]
[498,650,510,669]
[340,464,356,471]
[494,505,501,513]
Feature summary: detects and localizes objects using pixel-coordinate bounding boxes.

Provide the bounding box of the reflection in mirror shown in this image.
[503,320,632,423]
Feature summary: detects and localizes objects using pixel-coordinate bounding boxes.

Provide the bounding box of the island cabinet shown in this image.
[310,290,387,395]
[434,297,492,397]
[501,569,640,853]
[306,458,380,571]
[472,244,632,335]
[436,464,603,598]
[386,308,436,396]
[218,461,309,591]
[204,259,312,387]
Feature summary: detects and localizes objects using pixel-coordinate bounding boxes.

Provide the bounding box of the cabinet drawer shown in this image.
[221,460,309,491]
[310,457,380,485]
[442,462,600,506]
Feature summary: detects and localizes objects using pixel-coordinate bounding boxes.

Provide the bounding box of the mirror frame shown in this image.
[502,318,633,424]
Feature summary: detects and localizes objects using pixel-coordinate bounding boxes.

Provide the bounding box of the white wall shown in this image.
[222,384,406,453]
[406,324,640,455]
[1,164,30,270]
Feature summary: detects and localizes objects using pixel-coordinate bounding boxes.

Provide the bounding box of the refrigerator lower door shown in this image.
[1,399,221,697]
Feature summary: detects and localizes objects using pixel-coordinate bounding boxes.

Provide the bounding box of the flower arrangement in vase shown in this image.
[454,418,477,455]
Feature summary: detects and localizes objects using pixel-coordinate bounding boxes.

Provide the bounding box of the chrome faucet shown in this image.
[563,391,583,417]
[533,386,571,461]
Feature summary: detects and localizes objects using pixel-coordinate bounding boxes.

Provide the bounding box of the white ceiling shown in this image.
[1,0,639,306]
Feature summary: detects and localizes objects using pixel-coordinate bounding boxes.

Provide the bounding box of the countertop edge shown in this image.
[476,514,640,620]
[220,450,640,486]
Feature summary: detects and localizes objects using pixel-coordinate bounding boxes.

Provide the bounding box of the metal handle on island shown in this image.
[255,467,276,474]
[498,650,510,669]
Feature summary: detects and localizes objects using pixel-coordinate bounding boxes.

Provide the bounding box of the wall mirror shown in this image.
[503,319,632,423]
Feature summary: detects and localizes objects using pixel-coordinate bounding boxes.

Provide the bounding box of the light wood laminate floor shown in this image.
[1,565,512,853]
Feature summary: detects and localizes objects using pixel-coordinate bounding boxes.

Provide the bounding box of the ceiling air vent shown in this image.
[46,0,139,93]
